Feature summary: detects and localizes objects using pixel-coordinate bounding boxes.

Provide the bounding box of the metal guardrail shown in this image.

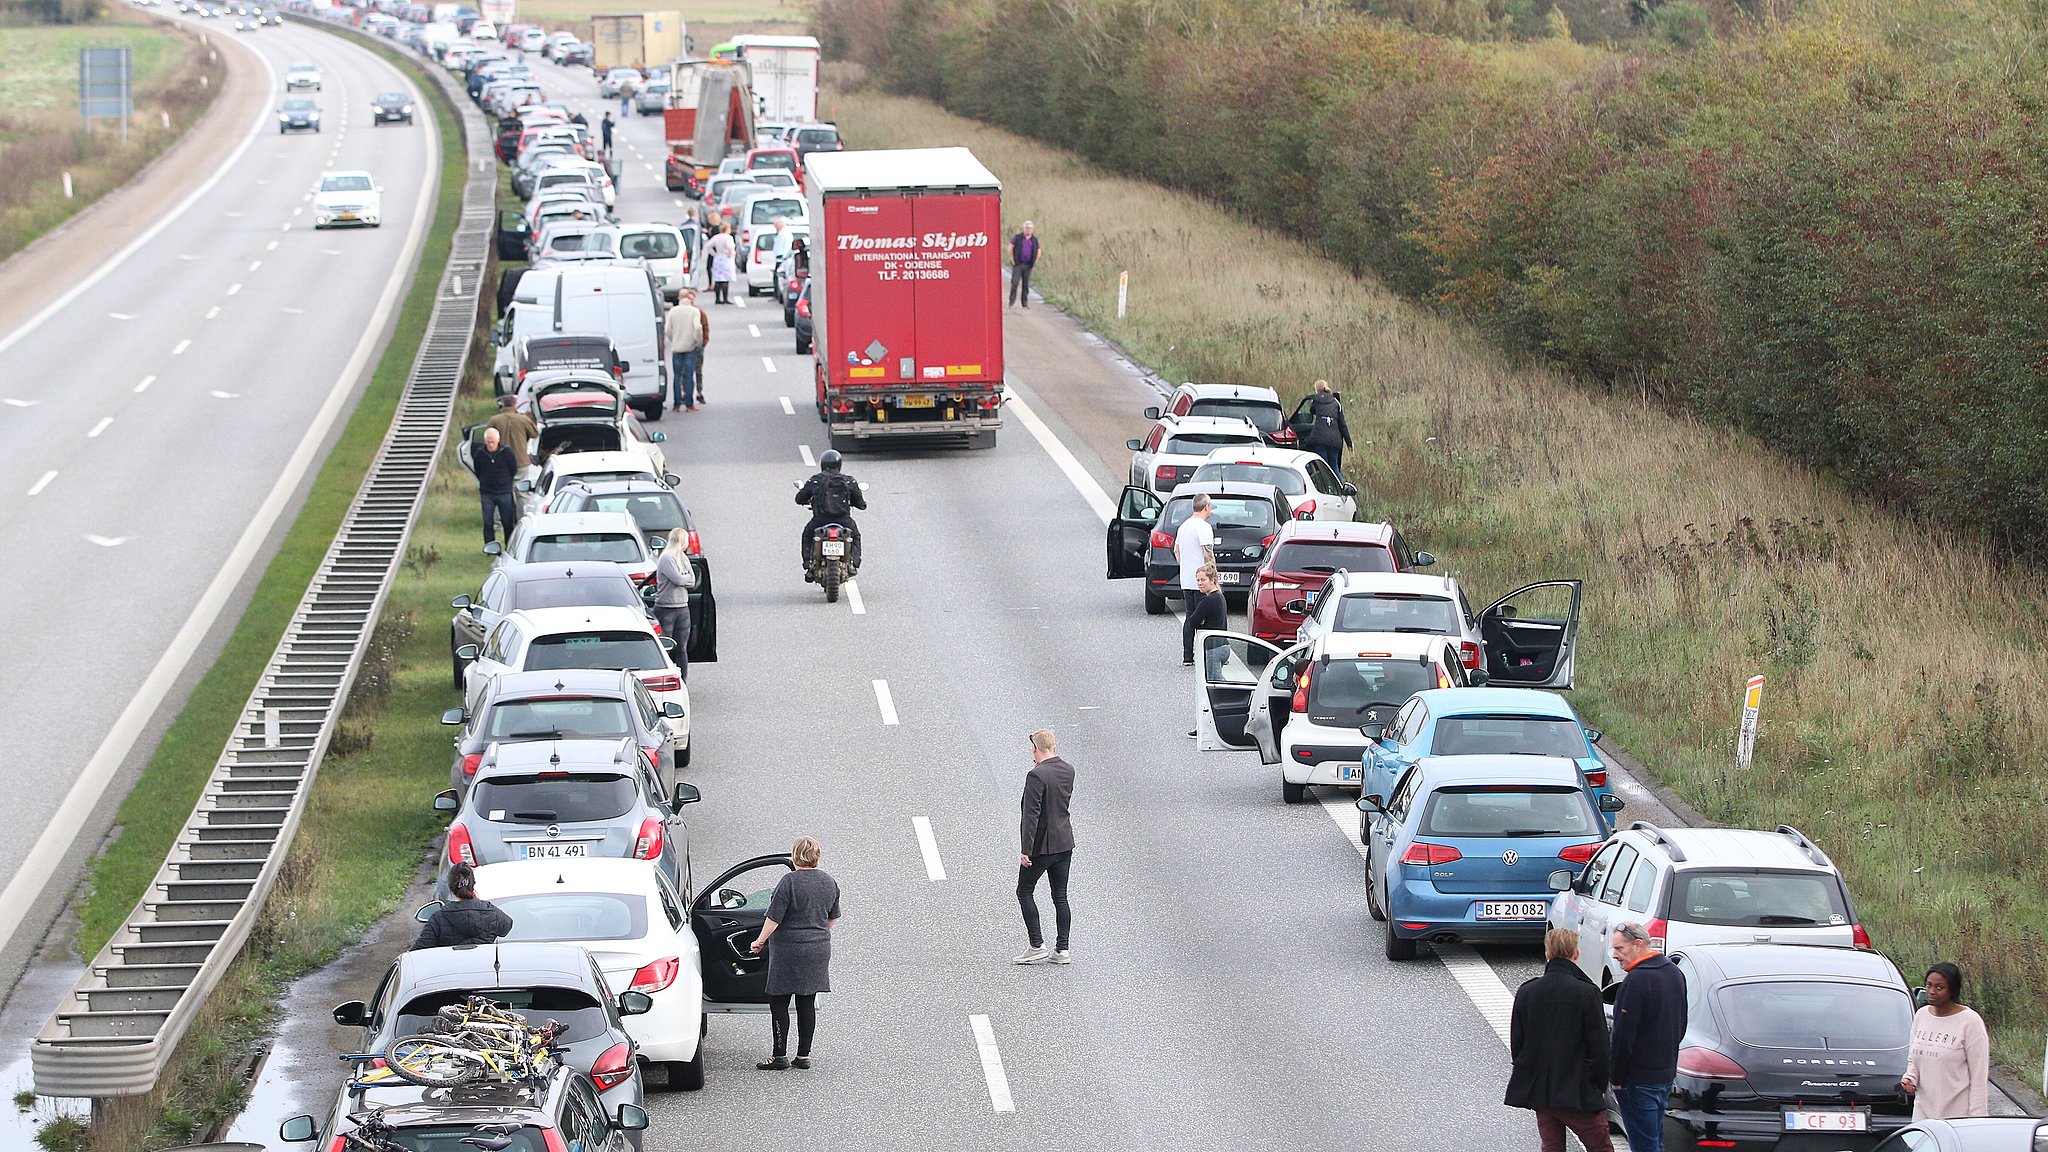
[31,23,494,1099]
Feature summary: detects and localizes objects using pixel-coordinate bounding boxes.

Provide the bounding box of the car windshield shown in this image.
[538,172,589,187]
[584,492,685,533]
[749,171,797,187]
[1716,981,1911,1051]
[497,891,649,942]
[524,631,664,672]
[283,98,315,110]
[1334,593,1458,634]
[1162,433,1258,455]
[507,577,640,613]
[527,532,641,564]
[482,696,634,741]
[1306,658,1438,723]
[1189,398,1284,432]
[395,986,610,1044]
[320,175,373,192]
[1432,715,1587,757]
[1190,462,1306,495]
[376,91,408,103]
[1270,541,1393,573]
[794,128,839,148]
[534,383,619,414]
[354,1129,549,1152]
[749,199,802,225]
[472,772,637,823]
[1419,786,1596,837]
[528,346,615,373]
[1162,497,1276,534]
[620,231,679,260]
[1668,871,1850,928]
[749,152,796,173]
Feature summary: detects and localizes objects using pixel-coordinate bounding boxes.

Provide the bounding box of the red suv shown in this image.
[1248,520,1435,642]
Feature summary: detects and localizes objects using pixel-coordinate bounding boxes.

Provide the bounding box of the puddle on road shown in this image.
[0,955,87,1152]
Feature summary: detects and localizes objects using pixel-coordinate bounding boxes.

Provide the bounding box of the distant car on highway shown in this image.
[277,96,321,133]
[793,282,812,355]
[633,78,670,115]
[787,123,843,158]
[283,61,322,90]
[1125,413,1265,496]
[597,67,641,98]
[1105,480,1297,613]
[232,18,254,30]
[1247,520,1434,643]
[371,90,414,125]
[312,170,380,229]
[1149,382,1295,449]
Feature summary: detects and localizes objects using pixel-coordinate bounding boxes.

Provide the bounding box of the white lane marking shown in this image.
[672,198,684,207]
[26,471,57,496]
[845,578,865,615]
[223,210,245,217]
[762,356,777,373]
[734,295,747,309]
[873,679,899,726]
[778,395,793,415]
[302,192,311,201]
[911,816,945,880]
[798,444,815,467]
[322,249,342,255]
[265,239,277,251]
[969,1015,1016,1113]
[293,207,304,216]
[3,398,38,408]
[227,282,242,295]
[282,307,304,314]
[133,375,155,394]
[642,162,653,171]
[1003,383,1115,525]
[204,305,221,320]
[249,259,262,271]
[87,417,113,438]
[85,535,129,547]
[281,223,291,231]
[210,390,240,399]
[108,312,136,320]
[178,253,197,261]
[749,323,761,338]
[171,338,191,355]
[0,76,441,958]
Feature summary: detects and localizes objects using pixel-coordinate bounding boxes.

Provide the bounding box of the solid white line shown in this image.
[749,323,761,338]
[761,356,777,373]
[227,282,242,296]
[779,395,794,415]
[134,374,155,394]
[798,444,814,467]
[26,470,57,497]
[1003,382,1115,525]
[872,679,898,726]
[0,40,275,360]
[171,338,191,356]
[845,578,864,615]
[968,1015,1016,1113]
[0,76,443,959]
[87,417,112,438]
[911,816,945,880]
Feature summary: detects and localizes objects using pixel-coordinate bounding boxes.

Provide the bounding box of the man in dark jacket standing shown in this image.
[1508,928,1615,1152]
[1610,921,1687,1152]
[1008,220,1039,308]
[1302,378,1353,476]
[1014,728,1075,965]
[474,426,520,546]
[412,864,513,950]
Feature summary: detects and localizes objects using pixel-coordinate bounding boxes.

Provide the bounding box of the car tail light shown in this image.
[632,816,664,860]
[1851,923,1872,949]
[1558,842,1598,864]
[447,823,476,866]
[1291,664,1312,713]
[643,672,681,692]
[684,530,701,555]
[649,618,662,636]
[642,746,660,773]
[1458,640,1481,670]
[541,1130,570,1152]
[1644,917,1668,952]
[1584,769,1607,788]
[461,752,483,777]
[1260,534,1276,550]
[1296,500,1316,517]
[612,364,625,379]
[1142,529,1171,551]
[591,1041,635,1091]
[1677,1046,1748,1081]
[1153,465,1184,488]
[1399,842,1462,865]
[629,955,680,993]
[796,295,810,318]
[1272,426,1297,445]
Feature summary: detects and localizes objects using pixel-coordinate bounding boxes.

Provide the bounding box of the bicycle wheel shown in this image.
[385,1035,488,1087]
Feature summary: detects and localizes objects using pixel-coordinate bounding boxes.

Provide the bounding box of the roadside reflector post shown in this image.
[160,110,169,128]
[62,172,72,199]
[1117,269,1128,319]
[1736,674,1765,768]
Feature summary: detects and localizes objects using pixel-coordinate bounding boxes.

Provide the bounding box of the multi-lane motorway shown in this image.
[0,11,438,981]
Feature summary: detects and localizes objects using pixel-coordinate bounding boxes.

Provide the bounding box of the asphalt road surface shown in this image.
[0,10,439,982]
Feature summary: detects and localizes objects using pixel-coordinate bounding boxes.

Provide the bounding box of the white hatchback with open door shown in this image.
[1192,631,1311,760]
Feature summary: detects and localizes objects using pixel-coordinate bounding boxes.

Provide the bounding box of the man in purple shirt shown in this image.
[1008,221,1039,308]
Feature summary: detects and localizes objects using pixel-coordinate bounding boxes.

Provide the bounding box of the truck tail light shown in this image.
[1148,529,1173,550]
[628,956,680,993]
[591,1042,635,1091]
[1399,842,1462,865]
[632,817,664,860]
[447,823,476,866]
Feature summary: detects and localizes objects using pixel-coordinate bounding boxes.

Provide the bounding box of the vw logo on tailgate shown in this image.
[1501,850,1519,866]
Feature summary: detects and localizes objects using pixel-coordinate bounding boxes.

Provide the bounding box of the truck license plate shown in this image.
[1783,1110,1868,1133]
[1476,901,1549,920]
[820,541,846,557]
[899,395,935,408]
[519,843,589,859]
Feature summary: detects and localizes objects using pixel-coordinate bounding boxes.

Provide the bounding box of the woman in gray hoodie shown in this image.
[652,527,694,680]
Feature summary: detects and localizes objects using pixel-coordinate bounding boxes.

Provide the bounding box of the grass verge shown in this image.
[835,88,2048,1090]
[0,10,224,260]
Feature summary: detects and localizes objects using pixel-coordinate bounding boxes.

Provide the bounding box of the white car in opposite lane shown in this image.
[312,170,382,229]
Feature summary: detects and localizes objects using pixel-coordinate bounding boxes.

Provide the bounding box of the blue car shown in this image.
[1358,755,1623,960]
[1361,686,1617,829]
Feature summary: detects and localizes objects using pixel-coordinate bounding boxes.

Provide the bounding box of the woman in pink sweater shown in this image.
[1902,962,1991,1119]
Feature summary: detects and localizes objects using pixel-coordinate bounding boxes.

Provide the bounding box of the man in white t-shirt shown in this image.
[1174,494,1218,660]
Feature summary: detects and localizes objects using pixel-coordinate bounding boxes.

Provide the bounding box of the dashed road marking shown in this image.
[87,417,112,438]
[762,356,776,373]
[911,816,945,880]
[205,305,221,320]
[249,259,262,271]
[873,679,898,726]
[210,390,240,399]
[798,444,814,467]
[969,1016,1016,1113]
[845,579,865,615]
[227,283,242,295]
[171,338,191,356]
[750,324,762,338]
[134,375,155,394]
[778,395,793,415]
[26,471,56,497]
[108,312,136,320]
[3,398,37,408]
[266,240,278,251]
[85,535,129,547]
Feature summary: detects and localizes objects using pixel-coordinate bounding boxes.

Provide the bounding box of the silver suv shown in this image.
[1546,820,1867,990]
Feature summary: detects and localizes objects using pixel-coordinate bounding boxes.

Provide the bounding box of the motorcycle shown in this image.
[807,523,855,602]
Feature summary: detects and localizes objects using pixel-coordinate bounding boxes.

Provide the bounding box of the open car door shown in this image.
[1245,641,1313,764]
[687,556,717,664]
[691,854,792,1013]
[1195,631,1285,751]
[455,423,486,476]
[1477,580,1582,689]
[1105,485,1162,579]
[1285,396,1317,444]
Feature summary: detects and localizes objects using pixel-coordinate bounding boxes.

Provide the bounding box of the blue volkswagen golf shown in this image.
[1358,755,1623,960]
[1361,687,1618,830]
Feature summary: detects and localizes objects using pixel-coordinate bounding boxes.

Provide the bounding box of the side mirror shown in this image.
[1469,668,1489,686]
[1125,439,1144,452]
[332,1001,371,1027]
[650,431,666,443]
[1282,599,1309,615]
[487,332,502,347]
[657,635,677,652]
[1913,986,1929,1009]
[1142,406,1161,420]
[482,541,504,556]
[661,701,685,718]
[450,594,472,609]
[617,359,631,372]
[1341,482,1358,496]
[1412,551,1436,568]
[615,1104,649,1132]
[280,1115,321,1143]
[647,536,667,552]
[414,900,444,923]
[1358,725,1384,739]
[1585,727,1604,745]
[433,788,460,813]
[1598,794,1626,813]
[662,472,682,488]
[455,644,480,660]
[1356,794,1385,813]
[1548,868,1577,892]
[1295,508,1314,521]
[440,707,466,726]
[513,479,533,494]
[672,782,700,811]
[618,990,654,1016]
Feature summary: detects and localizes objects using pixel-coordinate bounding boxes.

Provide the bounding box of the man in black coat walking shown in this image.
[474,426,520,546]
[1014,728,1075,965]
[1611,921,1688,1152]
[1507,928,1615,1152]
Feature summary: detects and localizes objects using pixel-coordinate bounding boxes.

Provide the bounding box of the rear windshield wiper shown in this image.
[1392,626,1447,634]
[1755,914,1820,925]
[1500,828,1568,836]
[509,810,559,822]
[503,729,565,740]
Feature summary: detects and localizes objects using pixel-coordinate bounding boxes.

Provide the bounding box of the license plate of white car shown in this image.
[519,843,589,859]
[1338,763,1360,782]
[1216,570,1240,584]
[820,541,846,557]
[1477,901,1548,920]
[1782,1109,1868,1133]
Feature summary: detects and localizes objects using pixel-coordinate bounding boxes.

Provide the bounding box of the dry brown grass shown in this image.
[838,87,2048,1086]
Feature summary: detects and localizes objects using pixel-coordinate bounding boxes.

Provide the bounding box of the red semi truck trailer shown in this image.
[804,147,1003,450]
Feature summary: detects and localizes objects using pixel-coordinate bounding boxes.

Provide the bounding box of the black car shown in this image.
[279,1060,646,1152]
[1107,481,1298,614]
[546,478,718,665]
[788,123,843,158]
[1658,942,1916,1151]
[371,90,413,125]
[507,335,626,396]
[277,97,320,133]
[1861,1120,2048,1151]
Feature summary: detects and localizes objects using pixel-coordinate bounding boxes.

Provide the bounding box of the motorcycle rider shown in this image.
[795,449,866,577]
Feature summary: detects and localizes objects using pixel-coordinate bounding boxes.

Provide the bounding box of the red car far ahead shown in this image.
[1249,520,1436,643]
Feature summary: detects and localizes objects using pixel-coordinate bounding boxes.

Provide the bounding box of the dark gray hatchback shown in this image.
[1106,480,1299,614]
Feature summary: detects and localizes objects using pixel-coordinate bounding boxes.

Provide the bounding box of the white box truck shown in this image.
[732,34,819,123]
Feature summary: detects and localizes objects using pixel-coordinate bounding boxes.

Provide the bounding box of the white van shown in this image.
[735,191,806,294]
[617,223,690,301]
[495,263,667,420]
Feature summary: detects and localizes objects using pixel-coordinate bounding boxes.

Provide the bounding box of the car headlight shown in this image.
[401,104,412,113]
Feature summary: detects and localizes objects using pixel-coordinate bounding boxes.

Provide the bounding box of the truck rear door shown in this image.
[905,191,1001,390]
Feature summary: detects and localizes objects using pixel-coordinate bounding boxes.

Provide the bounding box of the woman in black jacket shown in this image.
[411,863,514,950]
[1302,379,1353,476]
[1505,927,1614,1152]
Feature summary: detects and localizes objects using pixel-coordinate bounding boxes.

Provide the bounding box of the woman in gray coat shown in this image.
[749,835,840,1069]
[651,527,693,680]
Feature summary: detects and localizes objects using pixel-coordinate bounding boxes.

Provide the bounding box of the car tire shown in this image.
[1282,780,1308,805]
[450,628,467,689]
[666,1048,705,1092]
[783,303,795,328]
[794,333,811,355]
[1365,859,1388,922]
[1384,914,1418,961]
[278,125,285,134]
[1143,587,1167,615]
[676,742,690,769]
[643,401,662,422]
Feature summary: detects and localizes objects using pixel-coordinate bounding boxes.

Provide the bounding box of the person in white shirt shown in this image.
[1175,494,1217,664]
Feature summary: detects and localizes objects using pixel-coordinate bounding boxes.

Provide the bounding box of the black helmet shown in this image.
[820,450,843,473]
